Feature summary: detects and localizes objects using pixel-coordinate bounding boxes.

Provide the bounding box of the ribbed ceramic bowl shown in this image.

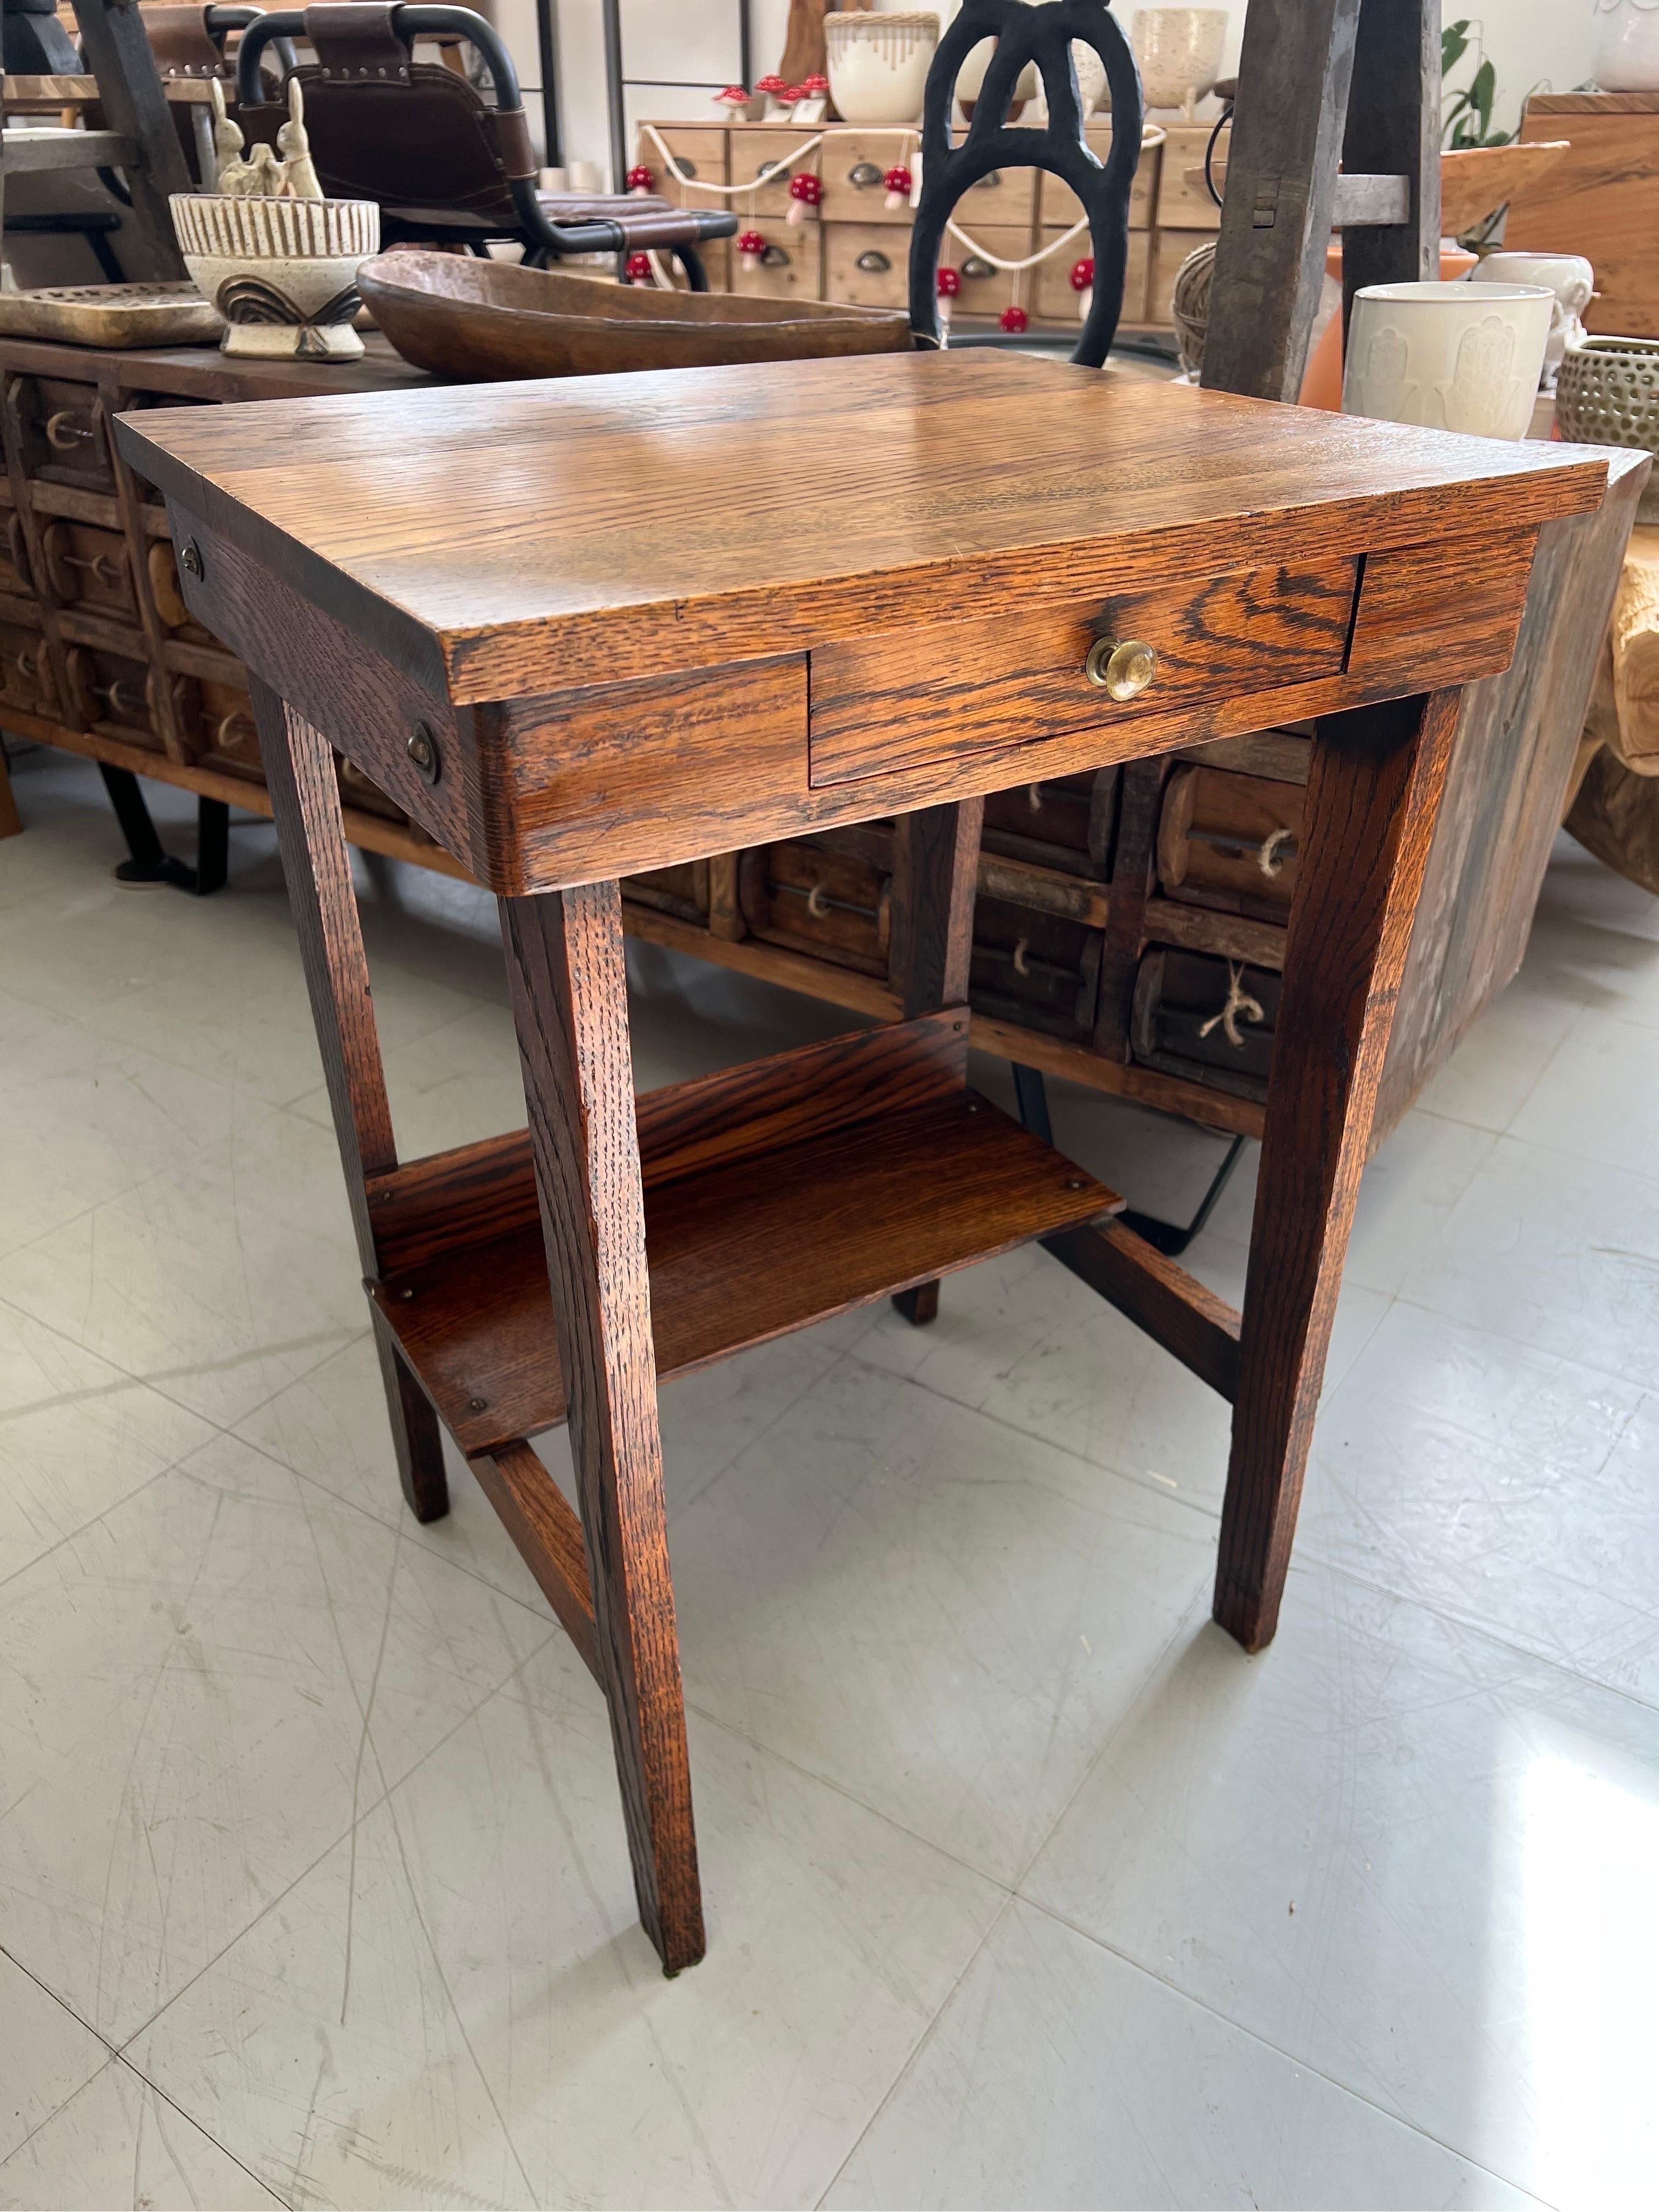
[170,193,380,359]
[1556,335,1659,522]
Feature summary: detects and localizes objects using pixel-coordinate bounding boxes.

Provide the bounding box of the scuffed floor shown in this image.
[2,745,1657,2211]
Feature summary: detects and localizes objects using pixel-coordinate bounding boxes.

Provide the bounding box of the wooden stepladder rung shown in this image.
[1200,0,1440,405]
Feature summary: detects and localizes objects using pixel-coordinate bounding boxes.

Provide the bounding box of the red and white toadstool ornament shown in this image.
[755,71,788,115]
[1000,302,1029,334]
[883,162,913,211]
[1070,254,1096,323]
[787,171,823,225]
[714,83,751,122]
[737,229,768,274]
[624,163,654,196]
[624,251,654,286]
[798,70,829,105]
[936,264,962,332]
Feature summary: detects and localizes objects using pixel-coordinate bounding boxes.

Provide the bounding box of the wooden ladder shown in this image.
[1,0,191,282]
[1201,0,1439,402]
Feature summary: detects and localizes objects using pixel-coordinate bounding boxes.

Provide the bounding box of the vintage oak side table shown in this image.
[118,354,1606,1975]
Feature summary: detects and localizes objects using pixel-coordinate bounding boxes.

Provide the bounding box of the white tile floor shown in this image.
[2,746,1658,2211]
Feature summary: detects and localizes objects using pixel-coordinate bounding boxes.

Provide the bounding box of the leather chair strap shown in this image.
[306,2,412,83]
[144,3,229,80]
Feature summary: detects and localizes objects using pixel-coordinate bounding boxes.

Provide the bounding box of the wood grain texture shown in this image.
[1509,102,1659,338]
[253,681,449,1525]
[889,805,985,1018]
[809,558,1358,786]
[499,879,703,1975]
[469,1441,600,1680]
[1374,451,1650,1138]
[1347,529,1539,691]
[1216,688,1464,1654]
[374,1089,1120,1457]
[1339,0,1438,315]
[1043,1218,1241,1400]
[1200,0,1358,400]
[368,1010,970,1276]
[114,353,1606,706]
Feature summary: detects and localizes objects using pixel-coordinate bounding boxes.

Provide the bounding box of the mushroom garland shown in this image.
[737,229,768,274]
[787,171,823,225]
[936,264,961,334]
[1000,302,1029,334]
[624,163,654,196]
[1071,255,1095,324]
[883,162,913,211]
[624,251,655,286]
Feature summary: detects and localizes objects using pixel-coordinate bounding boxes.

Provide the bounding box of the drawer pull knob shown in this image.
[1085,636,1156,700]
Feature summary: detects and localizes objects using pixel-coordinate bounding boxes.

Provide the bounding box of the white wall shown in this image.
[505,0,1604,189]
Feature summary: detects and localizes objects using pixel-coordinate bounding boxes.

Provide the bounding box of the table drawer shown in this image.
[808,555,1359,788]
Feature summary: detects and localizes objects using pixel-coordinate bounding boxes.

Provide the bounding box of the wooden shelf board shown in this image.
[374,1091,1120,1456]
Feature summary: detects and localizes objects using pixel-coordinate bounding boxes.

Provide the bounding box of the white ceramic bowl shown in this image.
[1594,0,1659,90]
[171,193,380,359]
[825,11,939,128]
[1343,279,1554,440]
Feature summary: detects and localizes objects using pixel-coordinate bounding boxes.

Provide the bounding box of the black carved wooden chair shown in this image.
[234,2,735,288]
[907,0,1144,364]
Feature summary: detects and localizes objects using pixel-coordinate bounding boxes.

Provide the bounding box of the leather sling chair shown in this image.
[234,2,734,287]
[140,5,298,184]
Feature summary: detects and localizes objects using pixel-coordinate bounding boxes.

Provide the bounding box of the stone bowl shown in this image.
[1557,334,1659,522]
[170,193,380,360]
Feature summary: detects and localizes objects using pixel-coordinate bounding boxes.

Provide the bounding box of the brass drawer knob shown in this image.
[1085,636,1156,700]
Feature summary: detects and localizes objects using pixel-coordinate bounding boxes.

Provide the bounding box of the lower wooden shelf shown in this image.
[371,1088,1120,1457]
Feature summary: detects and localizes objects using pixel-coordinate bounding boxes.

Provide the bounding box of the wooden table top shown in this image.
[116,350,1608,706]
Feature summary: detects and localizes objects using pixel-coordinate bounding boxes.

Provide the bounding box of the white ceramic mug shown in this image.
[1343,280,1554,441]
[1472,251,1594,390]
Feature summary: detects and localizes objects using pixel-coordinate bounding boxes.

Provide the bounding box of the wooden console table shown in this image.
[119,352,1605,1974]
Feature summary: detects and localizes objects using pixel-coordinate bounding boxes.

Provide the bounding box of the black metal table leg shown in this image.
[99,765,232,894]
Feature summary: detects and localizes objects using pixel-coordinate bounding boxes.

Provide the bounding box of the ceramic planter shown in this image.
[1344,279,1553,442]
[170,193,380,360]
[1472,251,1594,391]
[1557,335,1659,523]
[1131,7,1227,116]
[1593,0,1659,90]
[825,11,939,128]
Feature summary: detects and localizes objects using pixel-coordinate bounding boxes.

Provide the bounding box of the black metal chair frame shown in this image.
[909,0,1143,365]
[235,3,733,286]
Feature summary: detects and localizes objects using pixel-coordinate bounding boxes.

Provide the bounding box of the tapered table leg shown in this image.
[253,680,450,1524]
[499,879,704,1975]
[1215,689,1463,1652]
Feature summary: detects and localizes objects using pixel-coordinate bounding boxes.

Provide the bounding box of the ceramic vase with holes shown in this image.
[1343,280,1554,441]
[825,11,939,127]
[1556,335,1659,523]
[1472,251,1594,391]
[1131,7,1227,116]
[1593,0,1659,90]
[171,193,379,359]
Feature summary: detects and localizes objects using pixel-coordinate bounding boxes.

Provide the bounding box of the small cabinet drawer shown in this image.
[952,160,1036,229]
[0,620,56,717]
[8,376,114,489]
[819,133,917,223]
[970,895,1101,1039]
[731,228,821,300]
[1036,126,1159,229]
[623,859,710,926]
[1132,946,1280,1102]
[191,678,264,778]
[739,831,892,976]
[64,643,172,751]
[41,520,137,620]
[808,556,1359,788]
[729,126,809,219]
[1032,228,1149,324]
[983,769,1114,878]
[635,125,728,208]
[1156,763,1303,916]
[945,224,1031,320]
[825,222,907,309]
[1154,122,1228,230]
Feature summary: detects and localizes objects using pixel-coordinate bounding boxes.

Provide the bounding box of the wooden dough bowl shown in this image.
[358,251,913,379]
